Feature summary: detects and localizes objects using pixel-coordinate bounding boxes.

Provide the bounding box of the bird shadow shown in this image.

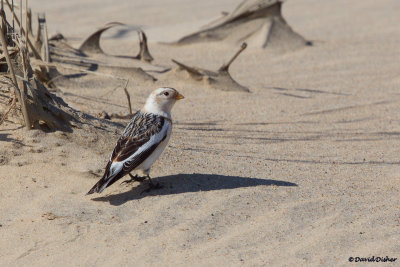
[0,133,14,141]
[0,133,29,146]
[91,173,297,206]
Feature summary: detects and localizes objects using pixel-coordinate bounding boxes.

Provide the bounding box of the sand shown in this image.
[1,0,399,266]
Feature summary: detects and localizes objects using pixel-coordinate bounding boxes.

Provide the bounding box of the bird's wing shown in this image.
[87,111,169,194]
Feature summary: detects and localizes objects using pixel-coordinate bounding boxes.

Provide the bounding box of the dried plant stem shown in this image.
[25,0,27,47]
[26,7,32,35]
[11,0,13,29]
[0,24,17,87]
[37,13,49,62]
[122,80,132,114]
[16,78,31,128]
[5,0,41,59]
[0,22,31,128]
[218,42,247,72]
[0,96,16,125]
[19,0,21,36]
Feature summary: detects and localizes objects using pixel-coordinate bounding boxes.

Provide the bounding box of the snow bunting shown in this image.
[87,87,184,194]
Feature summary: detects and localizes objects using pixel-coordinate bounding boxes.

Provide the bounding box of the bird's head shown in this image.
[143,87,184,117]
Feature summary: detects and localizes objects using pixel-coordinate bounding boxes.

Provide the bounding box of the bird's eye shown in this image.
[163,92,169,96]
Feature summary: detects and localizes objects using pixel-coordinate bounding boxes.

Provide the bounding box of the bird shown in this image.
[87,87,184,195]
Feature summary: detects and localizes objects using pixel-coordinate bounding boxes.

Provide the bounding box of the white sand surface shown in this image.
[0,0,399,266]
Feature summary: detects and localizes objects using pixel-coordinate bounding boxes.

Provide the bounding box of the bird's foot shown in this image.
[121,173,147,185]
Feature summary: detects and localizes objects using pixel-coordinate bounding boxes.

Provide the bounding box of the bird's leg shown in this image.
[120,173,147,185]
[140,174,163,194]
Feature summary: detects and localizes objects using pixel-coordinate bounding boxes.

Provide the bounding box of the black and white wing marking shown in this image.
[87,111,169,194]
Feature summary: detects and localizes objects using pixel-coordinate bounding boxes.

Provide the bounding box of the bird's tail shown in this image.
[86,177,108,195]
[86,162,119,195]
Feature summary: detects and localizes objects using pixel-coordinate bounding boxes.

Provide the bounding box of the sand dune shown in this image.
[173,0,311,51]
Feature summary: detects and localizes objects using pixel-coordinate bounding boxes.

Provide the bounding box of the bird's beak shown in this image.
[175,93,185,100]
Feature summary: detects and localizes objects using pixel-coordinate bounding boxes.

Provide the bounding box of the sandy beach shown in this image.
[0,0,399,266]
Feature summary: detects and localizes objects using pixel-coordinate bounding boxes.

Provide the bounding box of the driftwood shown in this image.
[172,43,249,92]
[172,0,311,50]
